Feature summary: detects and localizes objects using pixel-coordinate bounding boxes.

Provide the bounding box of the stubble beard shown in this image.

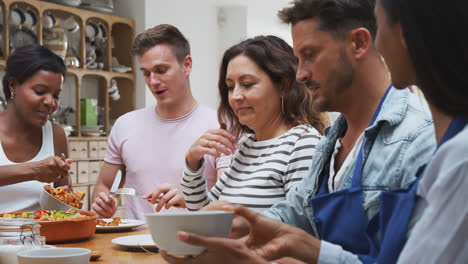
[315,48,354,113]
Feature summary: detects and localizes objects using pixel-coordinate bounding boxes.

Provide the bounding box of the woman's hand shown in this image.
[142,183,187,212]
[30,156,72,183]
[186,129,236,171]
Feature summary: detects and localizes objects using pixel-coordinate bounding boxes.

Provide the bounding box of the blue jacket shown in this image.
[263,88,436,263]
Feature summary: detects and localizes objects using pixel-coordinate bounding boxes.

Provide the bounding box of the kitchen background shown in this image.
[0,0,293,214]
[114,0,292,111]
[0,0,292,114]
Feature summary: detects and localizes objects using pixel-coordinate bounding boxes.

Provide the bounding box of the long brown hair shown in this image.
[217,35,328,139]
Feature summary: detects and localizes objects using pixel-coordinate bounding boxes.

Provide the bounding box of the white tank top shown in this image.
[0,121,55,212]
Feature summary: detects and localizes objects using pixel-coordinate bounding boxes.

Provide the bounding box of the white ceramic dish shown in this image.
[39,187,76,211]
[145,211,234,255]
[79,4,113,14]
[111,234,157,249]
[45,0,82,7]
[81,130,105,137]
[81,125,102,130]
[17,247,91,264]
[96,218,145,231]
[112,66,132,73]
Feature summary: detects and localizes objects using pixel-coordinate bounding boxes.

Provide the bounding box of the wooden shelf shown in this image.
[1,0,136,137]
[68,136,108,141]
[67,68,134,80]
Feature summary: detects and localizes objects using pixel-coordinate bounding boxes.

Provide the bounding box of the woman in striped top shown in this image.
[183,125,321,211]
[148,36,328,211]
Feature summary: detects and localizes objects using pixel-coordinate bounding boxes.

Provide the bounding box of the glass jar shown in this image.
[0,219,44,264]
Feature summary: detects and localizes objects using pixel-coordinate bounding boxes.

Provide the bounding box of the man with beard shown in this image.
[255,0,436,260]
[160,0,437,263]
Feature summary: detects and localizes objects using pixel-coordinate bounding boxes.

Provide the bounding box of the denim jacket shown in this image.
[263,88,436,263]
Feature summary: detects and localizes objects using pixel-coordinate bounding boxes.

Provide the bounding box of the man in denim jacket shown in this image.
[160,0,436,263]
[263,91,434,233]
[258,0,435,262]
[262,87,435,261]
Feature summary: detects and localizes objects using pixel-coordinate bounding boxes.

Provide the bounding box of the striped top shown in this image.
[181,124,321,212]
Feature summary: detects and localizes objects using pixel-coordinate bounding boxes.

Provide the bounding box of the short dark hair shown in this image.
[278,0,377,40]
[218,35,328,138]
[379,0,468,117]
[3,44,66,101]
[131,24,190,63]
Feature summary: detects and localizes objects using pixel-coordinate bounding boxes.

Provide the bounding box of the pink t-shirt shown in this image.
[105,103,226,220]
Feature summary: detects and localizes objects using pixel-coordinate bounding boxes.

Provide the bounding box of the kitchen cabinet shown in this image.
[68,137,125,216]
[0,0,136,136]
[0,0,135,215]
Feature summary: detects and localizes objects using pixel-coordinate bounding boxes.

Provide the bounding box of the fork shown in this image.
[115,188,181,207]
[114,188,157,202]
[59,153,75,195]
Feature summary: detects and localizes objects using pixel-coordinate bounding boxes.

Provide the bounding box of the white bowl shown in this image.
[39,187,75,211]
[17,248,91,264]
[145,211,234,255]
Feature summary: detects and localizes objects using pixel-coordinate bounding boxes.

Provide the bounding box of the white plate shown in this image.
[80,5,114,14]
[46,0,82,7]
[112,66,132,73]
[112,234,157,249]
[81,130,106,137]
[96,218,145,231]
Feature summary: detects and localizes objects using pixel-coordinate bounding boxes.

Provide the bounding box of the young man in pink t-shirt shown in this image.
[90,24,227,220]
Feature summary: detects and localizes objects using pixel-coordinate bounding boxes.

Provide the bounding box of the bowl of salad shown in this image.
[0,209,97,243]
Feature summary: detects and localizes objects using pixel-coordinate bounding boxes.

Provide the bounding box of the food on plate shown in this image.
[44,184,85,209]
[0,208,87,221]
[96,217,123,227]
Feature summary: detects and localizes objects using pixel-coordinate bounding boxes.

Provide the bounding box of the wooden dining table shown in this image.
[54,226,167,264]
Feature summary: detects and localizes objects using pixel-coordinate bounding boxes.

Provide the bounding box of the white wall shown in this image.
[113,0,147,108]
[217,5,247,66]
[245,0,291,42]
[114,0,291,110]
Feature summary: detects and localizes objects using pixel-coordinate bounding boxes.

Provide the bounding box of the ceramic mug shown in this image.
[108,79,120,101]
